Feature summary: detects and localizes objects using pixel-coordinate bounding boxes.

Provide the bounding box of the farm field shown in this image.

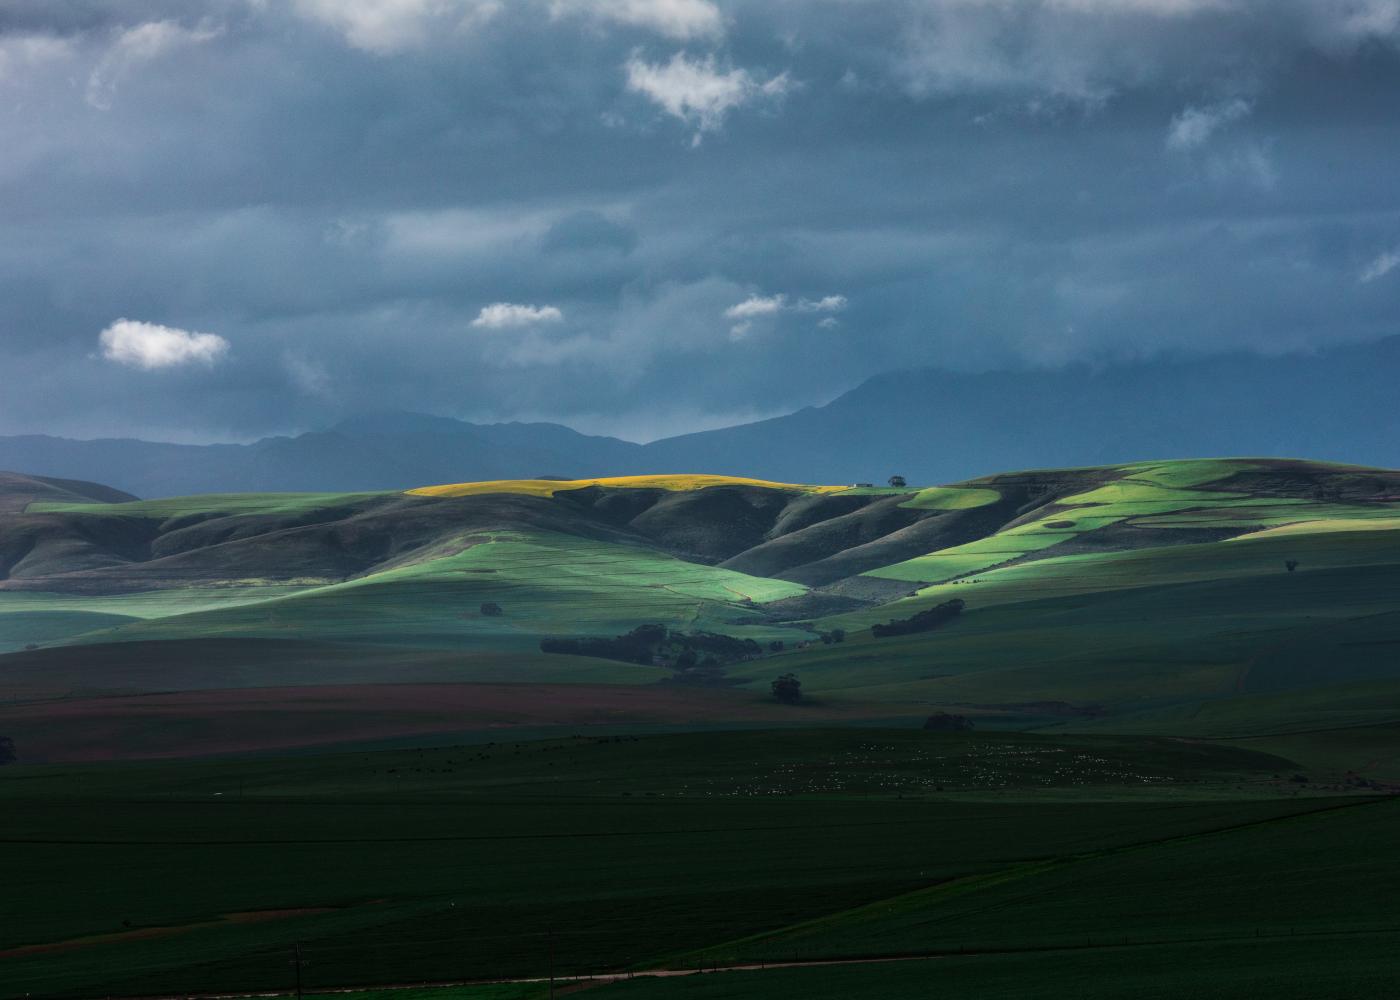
[0,727,1384,1000]
[586,932,1400,1000]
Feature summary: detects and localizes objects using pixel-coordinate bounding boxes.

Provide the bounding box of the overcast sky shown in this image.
[2,0,1399,443]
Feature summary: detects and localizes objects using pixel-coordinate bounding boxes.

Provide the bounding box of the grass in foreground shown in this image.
[0,728,1355,999]
[590,932,1400,1000]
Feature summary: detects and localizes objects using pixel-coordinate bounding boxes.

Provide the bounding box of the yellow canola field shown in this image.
[407,474,851,499]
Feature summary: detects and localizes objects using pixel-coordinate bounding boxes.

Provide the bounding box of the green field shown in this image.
[45,530,809,651]
[587,932,1400,1000]
[27,490,390,519]
[2,727,1388,1000]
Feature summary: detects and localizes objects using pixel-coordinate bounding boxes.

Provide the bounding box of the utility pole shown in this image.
[548,929,556,1000]
[293,942,304,1000]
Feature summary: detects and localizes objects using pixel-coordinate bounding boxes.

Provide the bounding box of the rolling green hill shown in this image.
[2,457,1399,760]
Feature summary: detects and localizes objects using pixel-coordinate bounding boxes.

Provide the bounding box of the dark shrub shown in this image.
[771,673,802,704]
[480,602,503,616]
[923,712,974,732]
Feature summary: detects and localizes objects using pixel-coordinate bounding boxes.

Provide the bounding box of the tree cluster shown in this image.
[540,624,669,665]
[771,673,802,704]
[540,625,763,668]
[871,598,966,638]
[922,712,974,732]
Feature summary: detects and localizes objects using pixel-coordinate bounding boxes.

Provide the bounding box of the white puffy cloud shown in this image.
[86,20,221,110]
[551,0,723,40]
[471,302,565,328]
[1166,97,1253,150]
[1359,247,1400,284]
[292,0,501,54]
[99,320,230,370]
[724,292,847,337]
[625,52,792,138]
[798,295,848,313]
[724,293,787,319]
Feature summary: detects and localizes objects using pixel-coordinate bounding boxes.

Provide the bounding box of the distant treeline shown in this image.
[871,598,965,638]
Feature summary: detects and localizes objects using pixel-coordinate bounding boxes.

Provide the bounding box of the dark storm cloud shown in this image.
[1,0,1398,442]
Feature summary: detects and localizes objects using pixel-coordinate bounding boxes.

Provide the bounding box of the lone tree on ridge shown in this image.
[888,475,907,488]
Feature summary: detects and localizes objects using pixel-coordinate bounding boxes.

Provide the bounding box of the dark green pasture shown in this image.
[593,932,1400,1000]
[0,728,1370,999]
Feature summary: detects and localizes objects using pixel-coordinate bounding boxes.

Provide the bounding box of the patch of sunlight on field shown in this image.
[1057,482,1251,507]
[28,493,385,518]
[66,530,810,648]
[0,585,318,619]
[865,531,1077,583]
[853,525,1400,620]
[0,586,323,651]
[1227,517,1400,539]
[1113,459,1257,488]
[899,487,1000,511]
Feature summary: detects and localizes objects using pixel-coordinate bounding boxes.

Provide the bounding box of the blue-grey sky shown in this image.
[2,0,1399,442]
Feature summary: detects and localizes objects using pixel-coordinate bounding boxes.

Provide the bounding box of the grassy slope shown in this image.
[0,586,313,653]
[27,491,387,518]
[785,564,1399,710]
[59,529,809,650]
[863,458,1400,586]
[770,460,1400,731]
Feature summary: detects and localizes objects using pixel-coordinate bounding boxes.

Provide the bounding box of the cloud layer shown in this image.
[0,0,1398,442]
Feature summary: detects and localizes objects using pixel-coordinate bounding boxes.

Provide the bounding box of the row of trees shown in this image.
[871,598,966,638]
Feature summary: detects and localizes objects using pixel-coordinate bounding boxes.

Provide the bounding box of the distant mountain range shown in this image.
[4,335,1399,496]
